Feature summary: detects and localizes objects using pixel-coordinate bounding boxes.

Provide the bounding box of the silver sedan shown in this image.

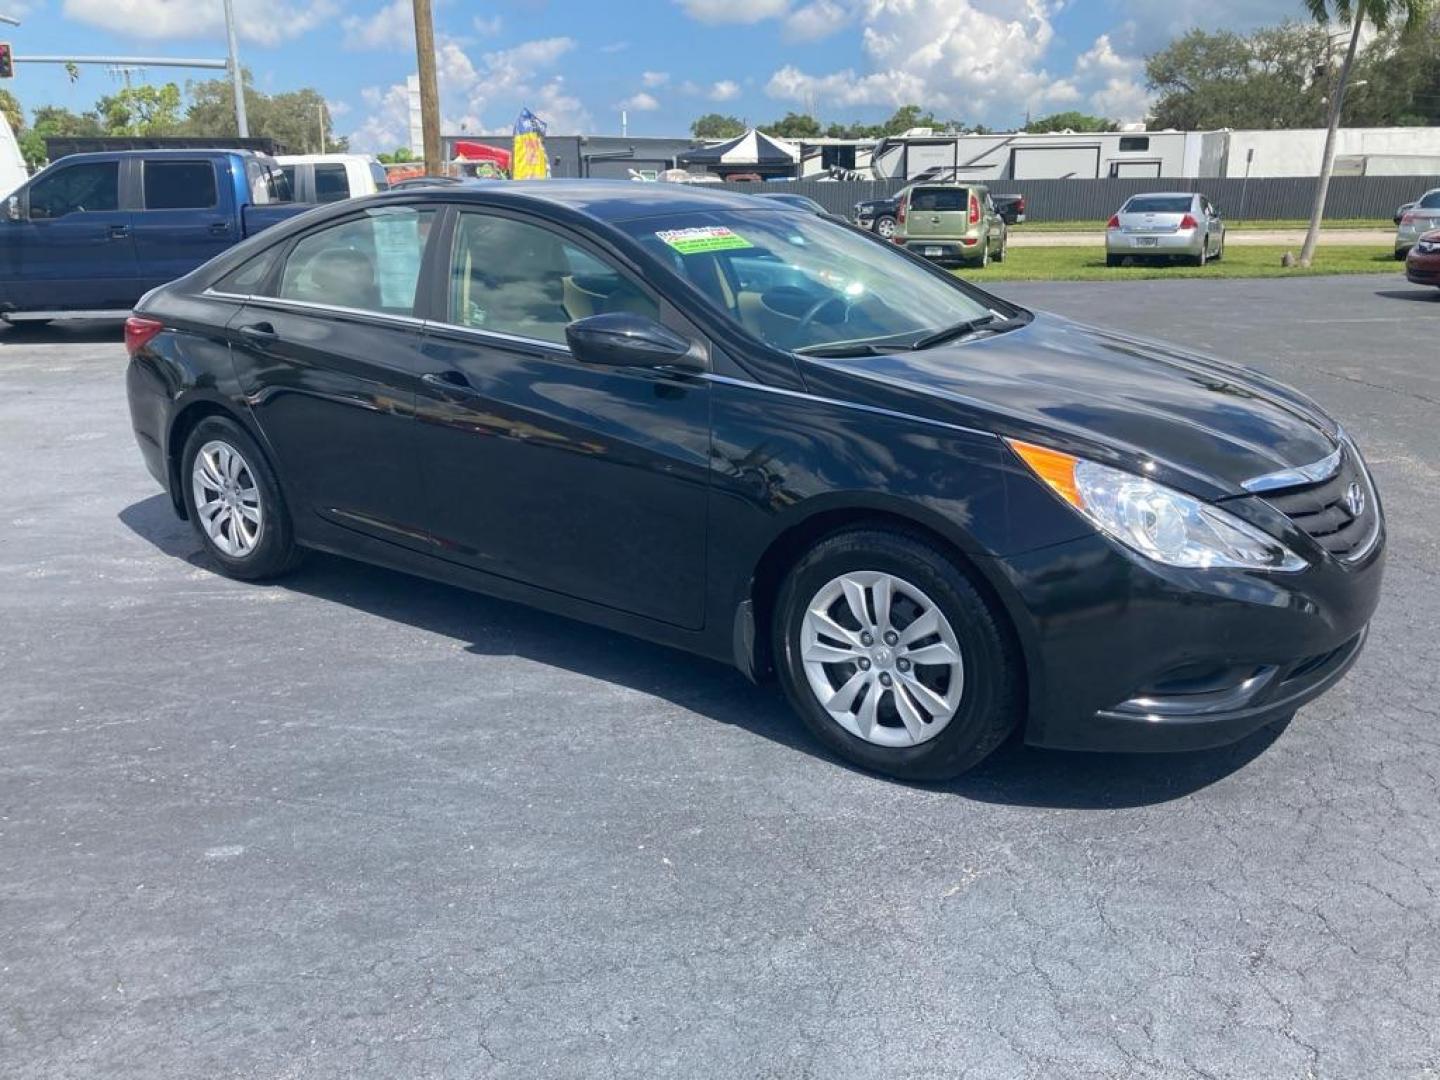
[1395,189,1440,259]
[1106,192,1226,267]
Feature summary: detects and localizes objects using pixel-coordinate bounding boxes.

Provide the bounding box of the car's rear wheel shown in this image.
[976,240,991,269]
[875,215,897,239]
[773,529,1022,781]
[1191,245,1209,267]
[180,416,302,581]
[1106,254,1123,268]
[994,231,1008,263]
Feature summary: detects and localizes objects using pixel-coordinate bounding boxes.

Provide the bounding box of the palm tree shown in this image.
[1298,0,1429,267]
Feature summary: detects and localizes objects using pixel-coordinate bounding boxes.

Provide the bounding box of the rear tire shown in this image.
[975,241,991,269]
[180,416,303,581]
[994,231,1008,263]
[1106,254,1123,268]
[875,215,897,239]
[772,528,1022,782]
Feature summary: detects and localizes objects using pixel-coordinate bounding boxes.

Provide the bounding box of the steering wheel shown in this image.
[794,293,853,338]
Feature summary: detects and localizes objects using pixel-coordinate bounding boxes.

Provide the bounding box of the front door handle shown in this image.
[238,322,277,344]
[209,221,232,236]
[108,224,129,240]
[422,371,484,399]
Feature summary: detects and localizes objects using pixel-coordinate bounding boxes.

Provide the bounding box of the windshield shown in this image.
[1123,196,1193,215]
[1420,191,1440,210]
[619,210,999,354]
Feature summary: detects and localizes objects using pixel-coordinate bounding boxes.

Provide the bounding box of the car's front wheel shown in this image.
[180,416,302,581]
[773,529,1022,781]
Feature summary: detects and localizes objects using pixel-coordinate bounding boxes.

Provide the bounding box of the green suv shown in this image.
[894,183,1007,268]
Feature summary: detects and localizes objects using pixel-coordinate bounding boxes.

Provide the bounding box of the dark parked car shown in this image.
[126,182,1383,781]
[0,149,304,324]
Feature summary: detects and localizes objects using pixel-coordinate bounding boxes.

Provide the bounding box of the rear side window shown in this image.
[910,188,967,212]
[314,164,350,203]
[278,166,298,199]
[1123,196,1193,214]
[1420,192,1440,210]
[274,206,436,316]
[28,162,119,219]
[144,160,218,210]
[213,249,277,294]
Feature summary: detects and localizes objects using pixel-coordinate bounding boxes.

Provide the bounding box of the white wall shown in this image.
[1224,128,1440,177]
[0,113,28,197]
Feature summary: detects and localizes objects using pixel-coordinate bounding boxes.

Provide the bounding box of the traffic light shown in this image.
[0,44,12,80]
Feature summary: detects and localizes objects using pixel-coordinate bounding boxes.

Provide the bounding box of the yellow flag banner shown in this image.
[512,108,549,180]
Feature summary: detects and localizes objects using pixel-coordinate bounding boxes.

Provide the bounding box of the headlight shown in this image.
[1416,239,1439,254]
[1008,439,1306,572]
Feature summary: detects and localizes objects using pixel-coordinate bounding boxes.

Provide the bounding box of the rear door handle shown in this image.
[238,322,277,344]
[108,225,129,240]
[422,371,485,399]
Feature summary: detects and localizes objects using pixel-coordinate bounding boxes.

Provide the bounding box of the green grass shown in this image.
[1019,217,1393,233]
[960,245,1402,282]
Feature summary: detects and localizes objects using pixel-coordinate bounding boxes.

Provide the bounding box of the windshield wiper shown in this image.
[910,313,1024,350]
[795,341,898,358]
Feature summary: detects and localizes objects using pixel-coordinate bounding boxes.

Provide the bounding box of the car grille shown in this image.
[1262,447,1378,561]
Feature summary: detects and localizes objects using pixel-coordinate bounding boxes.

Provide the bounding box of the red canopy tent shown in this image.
[452,140,513,171]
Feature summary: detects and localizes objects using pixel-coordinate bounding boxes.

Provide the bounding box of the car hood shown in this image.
[801,312,1339,498]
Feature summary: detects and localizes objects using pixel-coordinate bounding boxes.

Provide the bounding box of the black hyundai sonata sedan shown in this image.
[125,182,1383,780]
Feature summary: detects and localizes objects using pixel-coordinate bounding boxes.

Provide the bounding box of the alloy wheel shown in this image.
[799,570,965,748]
[191,439,264,558]
[876,216,897,239]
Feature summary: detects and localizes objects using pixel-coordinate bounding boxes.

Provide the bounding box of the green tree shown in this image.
[0,89,22,136]
[1299,0,1431,266]
[182,74,346,152]
[1025,110,1117,133]
[24,105,105,168]
[95,82,184,136]
[377,147,417,163]
[761,111,822,138]
[1146,24,1332,130]
[690,112,746,139]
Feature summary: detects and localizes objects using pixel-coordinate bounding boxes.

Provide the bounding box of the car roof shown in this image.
[275,154,379,165]
[47,149,258,164]
[363,178,795,223]
[1125,192,1197,199]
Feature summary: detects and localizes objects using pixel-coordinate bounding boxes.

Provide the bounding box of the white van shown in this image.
[0,114,30,197]
[274,154,389,204]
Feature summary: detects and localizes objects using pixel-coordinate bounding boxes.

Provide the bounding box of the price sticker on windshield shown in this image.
[656,226,754,255]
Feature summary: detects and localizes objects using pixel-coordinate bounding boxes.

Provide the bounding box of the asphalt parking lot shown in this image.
[3,273,1438,1080]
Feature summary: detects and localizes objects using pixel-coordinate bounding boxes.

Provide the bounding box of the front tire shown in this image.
[180,416,302,581]
[773,529,1022,782]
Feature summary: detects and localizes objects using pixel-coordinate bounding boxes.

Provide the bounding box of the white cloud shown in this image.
[62,0,337,45]
[473,14,503,36]
[350,35,591,151]
[709,79,742,101]
[675,0,788,24]
[784,0,849,41]
[764,1,1159,126]
[619,91,661,112]
[642,71,670,88]
[342,0,411,50]
[599,41,630,53]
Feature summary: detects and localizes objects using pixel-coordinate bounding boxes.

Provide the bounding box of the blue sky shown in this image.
[9,0,1308,149]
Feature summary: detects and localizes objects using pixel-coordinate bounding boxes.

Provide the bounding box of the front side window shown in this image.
[144,161,218,210]
[619,210,996,354]
[29,162,120,219]
[278,166,298,199]
[274,206,436,316]
[447,211,659,344]
[314,164,350,203]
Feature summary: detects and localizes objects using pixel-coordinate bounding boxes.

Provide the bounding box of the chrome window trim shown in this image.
[422,318,572,356]
[700,372,998,441]
[1242,440,1343,493]
[200,290,426,328]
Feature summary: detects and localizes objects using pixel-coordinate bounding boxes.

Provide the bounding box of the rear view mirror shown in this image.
[566,313,703,371]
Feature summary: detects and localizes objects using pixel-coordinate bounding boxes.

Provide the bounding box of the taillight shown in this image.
[125,315,164,356]
[897,197,908,224]
[969,193,980,225]
[1106,214,1120,229]
[1179,214,1199,230]
[1015,196,1026,214]
[1401,211,1417,224]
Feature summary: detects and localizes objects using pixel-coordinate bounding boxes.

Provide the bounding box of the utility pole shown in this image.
[222,0,248,137]
[316,102,326,153]
[412,0,442,175]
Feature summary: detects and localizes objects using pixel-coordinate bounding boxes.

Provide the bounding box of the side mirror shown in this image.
[5,196,19,222]
[566,313,703,371]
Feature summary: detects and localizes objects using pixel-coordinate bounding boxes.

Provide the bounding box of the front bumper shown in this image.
[1106,229,1203,255]
[985,521,1384,754]
[1405,252,1440,285]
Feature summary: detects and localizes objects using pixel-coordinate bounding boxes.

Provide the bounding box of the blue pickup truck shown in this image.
[0,149,311,324]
